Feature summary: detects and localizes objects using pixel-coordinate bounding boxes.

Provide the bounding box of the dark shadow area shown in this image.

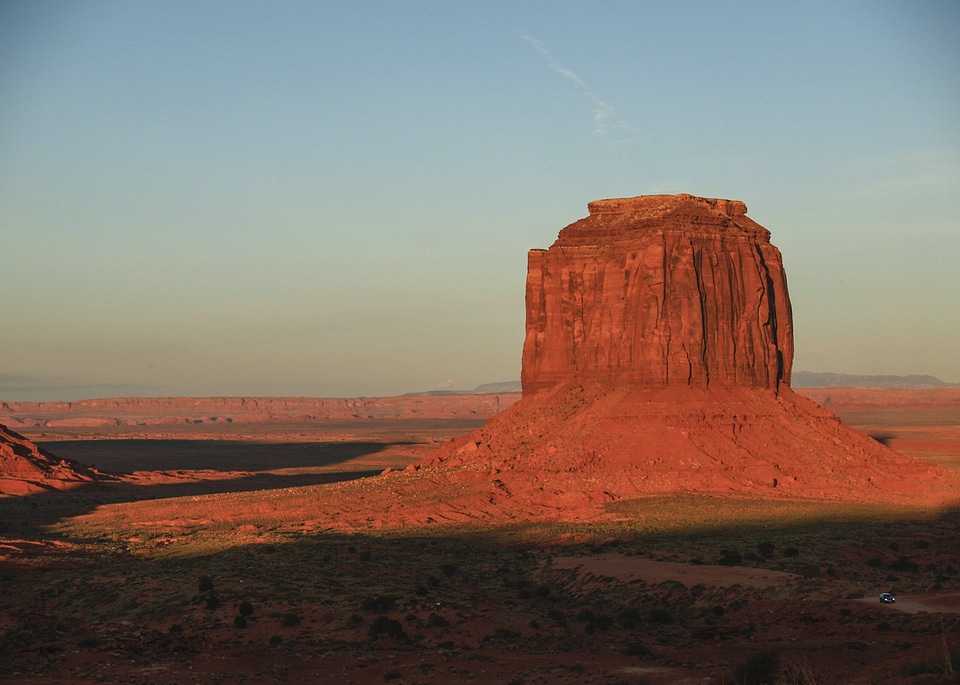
[0,494,958,684]
[0,469,387,541]
[869,432,894,446]
[0,438,417,536]
[36,439,404,473]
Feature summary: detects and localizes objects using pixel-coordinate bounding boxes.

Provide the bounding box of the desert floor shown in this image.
[1,390,959,684]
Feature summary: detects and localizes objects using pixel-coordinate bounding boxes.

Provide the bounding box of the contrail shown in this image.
[522,35,631,136]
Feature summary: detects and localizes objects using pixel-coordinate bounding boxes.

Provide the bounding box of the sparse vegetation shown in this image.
[1,432,957,684]
[734,650,780,685]
[368,616,407,641]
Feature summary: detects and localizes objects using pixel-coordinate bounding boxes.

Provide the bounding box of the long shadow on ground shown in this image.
[1,497,958,684]
[37,439,404,473]
[0,439,411,538]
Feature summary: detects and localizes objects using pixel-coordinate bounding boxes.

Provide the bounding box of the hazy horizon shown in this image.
[3,2,958,402]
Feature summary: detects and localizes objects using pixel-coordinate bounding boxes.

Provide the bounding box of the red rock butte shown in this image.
[522,194,793,394]
[394,193,958,521]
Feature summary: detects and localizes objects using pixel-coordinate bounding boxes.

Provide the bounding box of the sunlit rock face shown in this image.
[521,194,794,395]
[0,423,100,495]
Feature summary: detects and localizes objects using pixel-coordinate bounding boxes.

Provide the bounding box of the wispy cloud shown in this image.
[523,35,633,136]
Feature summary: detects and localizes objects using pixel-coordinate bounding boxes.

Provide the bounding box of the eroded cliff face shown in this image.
[521,194,793,395]
[0,423,100,495]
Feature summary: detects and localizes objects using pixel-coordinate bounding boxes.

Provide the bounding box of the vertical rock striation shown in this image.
[522,194,793,394]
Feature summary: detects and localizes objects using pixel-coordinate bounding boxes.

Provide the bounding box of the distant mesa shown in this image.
[792,371,959,389]
[0,423,102,495]
[473,381,522,394]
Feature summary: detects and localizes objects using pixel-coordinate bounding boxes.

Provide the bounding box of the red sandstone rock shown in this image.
[398,194,958,518]
[0,423,101,495]
[522,194,793,394]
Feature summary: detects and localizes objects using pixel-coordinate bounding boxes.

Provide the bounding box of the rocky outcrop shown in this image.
[522,194,793,394]
[0,423,101,495]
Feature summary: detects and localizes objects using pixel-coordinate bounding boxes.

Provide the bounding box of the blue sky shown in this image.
[1,1,958,400]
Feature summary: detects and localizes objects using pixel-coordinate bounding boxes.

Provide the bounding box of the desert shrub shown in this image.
[348,614,364,625]
[234,616,247,629]
[359,550,372,561]
[867,558,883,568]
[489,628,521,640]
[647,608,672,624]
[427,613,449,628]
[890,556,920,573]
[534,585,552,598]
[269,635,283,646]
[529,619,540,629]
[428,576,440,587]
[576,609,595,623]
[915,539,930,549]
[757,542,776,556]
[898,650,960,678]
[594,614,614,629]
[888,542,900,552]
[169,624,183,634]
[441,563,457,576]
[847,641,868,651]
[734,650,780,685]
[783,547,800,558]
[362,595,396,612]
[77,637,100,648]
[368,615,407,641]
[414,585,428,596]
[198,576,214,593]
[518,589,533,599]
[712,605,726,616]
[840,608,852,617]
[238,601,253,617]
[619,607,642,628]
[384,669,402,681]
[625,640,653,657]
[547,609,567,626]
[877,621,891,632]
[280,613,300,627]
[205,595,221,610]
[718,550,742,566]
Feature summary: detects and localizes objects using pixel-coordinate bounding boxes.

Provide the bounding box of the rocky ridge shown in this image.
[0,423,102,495]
